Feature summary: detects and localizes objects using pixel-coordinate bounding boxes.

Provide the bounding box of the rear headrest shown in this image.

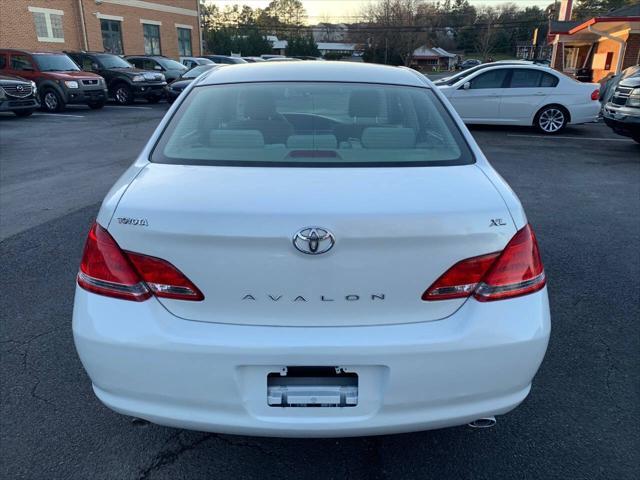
[209,129,264,148]
[348,90,381,118]
[286,134,337,149]
[361,127,416,149]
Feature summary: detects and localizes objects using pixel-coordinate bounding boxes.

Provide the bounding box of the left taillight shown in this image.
[77,223,203,302]
[422,224,546,303]
[591,89,600,101]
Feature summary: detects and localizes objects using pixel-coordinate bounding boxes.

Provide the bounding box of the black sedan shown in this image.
[165,64,222,103]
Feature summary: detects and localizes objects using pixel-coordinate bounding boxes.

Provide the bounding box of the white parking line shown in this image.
[506,134,633,142]
[103,105,153,110]
[33,113,85,118]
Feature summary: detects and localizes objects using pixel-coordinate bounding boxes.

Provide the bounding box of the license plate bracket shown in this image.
[267,367,358,407]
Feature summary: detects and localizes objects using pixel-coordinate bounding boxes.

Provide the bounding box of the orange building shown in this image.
[549,1,640,82]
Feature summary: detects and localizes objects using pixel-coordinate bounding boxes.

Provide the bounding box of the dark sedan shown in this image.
[165,64,222,103]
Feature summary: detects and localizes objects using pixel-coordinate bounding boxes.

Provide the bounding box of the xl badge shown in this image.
[292,227,335,255]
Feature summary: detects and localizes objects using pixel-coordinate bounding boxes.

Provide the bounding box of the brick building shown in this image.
[0,0,202,59]
[549,0,640,83]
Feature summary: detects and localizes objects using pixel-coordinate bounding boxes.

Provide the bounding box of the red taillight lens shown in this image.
[591,89,600,101]
[421,253,499,301]
[474,224,545,301]
[77,223,203,302]
[78,223,151,301]
[126,252,204,301]
[423,224,546,302]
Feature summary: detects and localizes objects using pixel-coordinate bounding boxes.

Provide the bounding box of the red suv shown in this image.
[0,49,108,112]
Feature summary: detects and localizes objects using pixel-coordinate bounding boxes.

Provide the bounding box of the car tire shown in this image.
[13,109,35,117]
[88,101,106,110]
[534,105,568,134]
[113,83,134,105]
[41,89,65,113]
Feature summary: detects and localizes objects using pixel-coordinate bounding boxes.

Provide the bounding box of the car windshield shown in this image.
[33,54,80,72]
[182,65,216,79]
[152,82,473,167]
[158,58,187,70]
[96,54,133,69]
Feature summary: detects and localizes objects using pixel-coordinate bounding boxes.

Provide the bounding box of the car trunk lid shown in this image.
[109,163,516,326]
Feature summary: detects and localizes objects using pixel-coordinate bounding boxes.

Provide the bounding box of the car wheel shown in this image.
[13,109,35,117]
[88,101,106,110]
[535,106,567,134]
[114,84,133,105]
[41,89,65,113]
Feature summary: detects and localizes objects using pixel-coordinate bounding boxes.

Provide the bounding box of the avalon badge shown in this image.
[292,227,335,255]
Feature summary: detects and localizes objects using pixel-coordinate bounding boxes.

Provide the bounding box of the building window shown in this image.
[143,23,162,55]
[28,7,64,43]
[101,19,124,55]
[177,27,192,56]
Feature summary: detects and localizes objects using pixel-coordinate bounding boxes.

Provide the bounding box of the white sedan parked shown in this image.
[438,64,601,133]
[73,62,550,437]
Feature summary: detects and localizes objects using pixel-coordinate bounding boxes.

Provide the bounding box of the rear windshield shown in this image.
[151,82,474,167]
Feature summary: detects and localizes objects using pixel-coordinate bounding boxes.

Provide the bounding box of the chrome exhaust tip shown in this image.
[131,417,149,426]
[468,416,496,429]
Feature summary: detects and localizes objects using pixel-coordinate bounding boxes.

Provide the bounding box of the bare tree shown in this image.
[474,6,500,61]
[361,0,432,66]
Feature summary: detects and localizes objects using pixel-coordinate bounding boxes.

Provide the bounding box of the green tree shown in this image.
[572,0,634,19]
[286,33,320,57]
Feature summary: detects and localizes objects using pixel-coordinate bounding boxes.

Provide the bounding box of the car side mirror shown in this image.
[91,63,99,70]
[154,65,163,71]
[462,82,471,90]
[22,65,34,71]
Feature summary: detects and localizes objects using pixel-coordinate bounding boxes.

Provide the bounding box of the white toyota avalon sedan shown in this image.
[437,63,600,133]
[73,62,550,437]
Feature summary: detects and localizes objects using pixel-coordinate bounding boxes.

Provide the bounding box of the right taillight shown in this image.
[423,224,546,302]
[77,222,203,302]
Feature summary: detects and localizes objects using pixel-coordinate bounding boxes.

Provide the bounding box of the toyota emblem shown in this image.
[292,227,335,255]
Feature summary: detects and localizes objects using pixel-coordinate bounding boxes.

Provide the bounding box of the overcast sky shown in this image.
[207,0,555,22]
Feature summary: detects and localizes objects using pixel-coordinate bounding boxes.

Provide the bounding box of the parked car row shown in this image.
[0,50,247,115]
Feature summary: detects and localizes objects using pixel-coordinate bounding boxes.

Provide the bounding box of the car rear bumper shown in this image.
[73,286,550,438]
[568,102,600,125]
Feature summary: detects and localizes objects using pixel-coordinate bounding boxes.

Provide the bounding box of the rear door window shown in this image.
[469,69,509,89]
[11,54,34,71]
[540,73,559,87]
[152,82,474,167]
[509,69,542,88]
[508,69,559,88]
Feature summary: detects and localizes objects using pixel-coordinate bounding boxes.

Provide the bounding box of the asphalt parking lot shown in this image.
[1,102,639,479]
